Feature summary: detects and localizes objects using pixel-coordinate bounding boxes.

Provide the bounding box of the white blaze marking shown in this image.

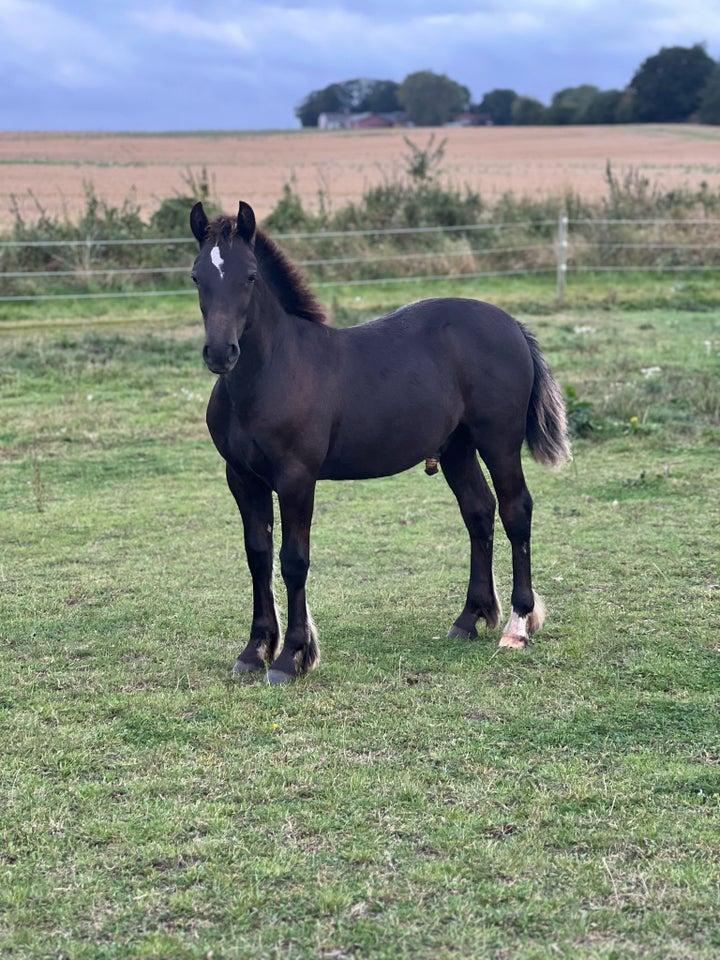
[210,245,224,279]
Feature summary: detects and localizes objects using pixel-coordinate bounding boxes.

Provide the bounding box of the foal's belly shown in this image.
[319,450,427,481]
[319,416,452,481]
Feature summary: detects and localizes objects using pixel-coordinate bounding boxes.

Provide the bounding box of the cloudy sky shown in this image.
[1,0,719,131]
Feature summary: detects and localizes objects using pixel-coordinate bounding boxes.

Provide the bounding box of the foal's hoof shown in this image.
[232,657,264,675]
[498,634,527,650]
[447,624,478,640]
[265,668,296,685]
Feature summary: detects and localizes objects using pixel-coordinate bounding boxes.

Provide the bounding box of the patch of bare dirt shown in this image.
[1,125,718,228]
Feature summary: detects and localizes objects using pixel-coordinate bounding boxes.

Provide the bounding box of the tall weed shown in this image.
[1,169,217,298]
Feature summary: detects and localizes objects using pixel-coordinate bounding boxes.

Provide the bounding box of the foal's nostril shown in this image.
[203,342,240,373]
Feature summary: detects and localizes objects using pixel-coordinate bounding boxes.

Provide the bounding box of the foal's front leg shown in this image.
[225,464,281,674]
[266,473,320,685]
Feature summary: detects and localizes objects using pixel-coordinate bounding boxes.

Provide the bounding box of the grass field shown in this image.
[1,297,719,958]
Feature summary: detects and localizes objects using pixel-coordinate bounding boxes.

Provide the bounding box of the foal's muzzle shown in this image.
[203,342,240,374]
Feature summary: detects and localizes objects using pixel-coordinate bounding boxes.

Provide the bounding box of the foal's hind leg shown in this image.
[440,433,502,639]
[225,464,281,674]
[479,446,544,649]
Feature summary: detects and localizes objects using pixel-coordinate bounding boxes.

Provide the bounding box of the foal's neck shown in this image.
[243,281,303,360]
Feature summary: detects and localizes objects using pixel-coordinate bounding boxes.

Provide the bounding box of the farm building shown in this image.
[317,111,409,130]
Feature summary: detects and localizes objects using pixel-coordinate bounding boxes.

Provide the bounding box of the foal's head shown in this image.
[190,201,258,374]
[191,200,329,375]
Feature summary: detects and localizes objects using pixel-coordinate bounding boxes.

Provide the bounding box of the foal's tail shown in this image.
[521,325,572,466]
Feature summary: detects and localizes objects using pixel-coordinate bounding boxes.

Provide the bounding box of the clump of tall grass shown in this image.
[566,163,720,271]
[1,169,218,299]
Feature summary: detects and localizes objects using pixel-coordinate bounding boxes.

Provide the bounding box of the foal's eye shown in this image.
[191,273,198,285]
[248,273,257,283]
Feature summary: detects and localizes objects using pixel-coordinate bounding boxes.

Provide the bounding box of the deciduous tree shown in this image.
[397,71,470,126]
[512,96,546,125]
[546,85,600,125]
[295,83,348,127]
[581,90,624,124]
[698,65,720,124]
[630,44,716,121]
[476,88,517,125]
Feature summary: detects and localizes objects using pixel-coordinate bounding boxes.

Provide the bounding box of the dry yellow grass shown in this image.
[1,124,719,227]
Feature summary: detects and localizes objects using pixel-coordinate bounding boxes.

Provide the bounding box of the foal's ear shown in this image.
[190,202,209,246]
[236,202,256,245]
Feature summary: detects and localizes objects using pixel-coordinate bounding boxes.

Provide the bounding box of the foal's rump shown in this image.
[388,297,569,468]
[319,297,558,481]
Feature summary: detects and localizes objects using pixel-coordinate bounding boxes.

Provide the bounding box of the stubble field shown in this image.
[2,123,720,227]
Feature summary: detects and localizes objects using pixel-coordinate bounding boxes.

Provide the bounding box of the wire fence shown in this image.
[2,216,720,305]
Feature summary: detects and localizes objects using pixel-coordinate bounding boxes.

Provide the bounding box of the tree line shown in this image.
[295,44,720,127]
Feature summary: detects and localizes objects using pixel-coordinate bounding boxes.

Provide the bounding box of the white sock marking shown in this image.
[210,245,224,279]
[503,610,528,640]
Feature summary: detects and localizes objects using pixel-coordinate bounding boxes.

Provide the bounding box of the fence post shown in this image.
[556,211,568,304]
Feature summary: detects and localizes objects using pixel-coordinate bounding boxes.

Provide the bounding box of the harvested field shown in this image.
[1,124,719,228]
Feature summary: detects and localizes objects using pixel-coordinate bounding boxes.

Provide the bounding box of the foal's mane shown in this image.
[206,215,329,325]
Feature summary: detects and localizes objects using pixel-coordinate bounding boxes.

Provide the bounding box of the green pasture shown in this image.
[3,266,720,335]
[1,298,719,959]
